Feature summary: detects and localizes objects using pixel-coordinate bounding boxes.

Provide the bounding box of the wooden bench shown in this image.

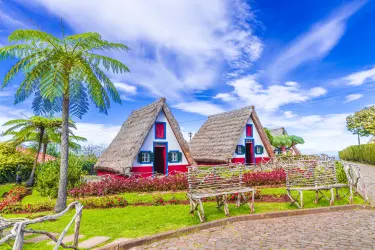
[187,165,255,222]
[284,160,352,208]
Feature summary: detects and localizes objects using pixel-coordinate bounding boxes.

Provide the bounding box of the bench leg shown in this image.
[223,195,229,217]
[300,190,304,208]
[315,191,319,204]
[236,193,241,208]
[197,199,205,222]
[287,190,299,208]
[330,188,334,206]
[249,190,255,213]
[349,185,353,204]
[188,197,197,214]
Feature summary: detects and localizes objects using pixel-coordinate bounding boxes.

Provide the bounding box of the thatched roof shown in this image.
[270,127,302,155]
[95,98,196,174]
[189,106,275,163]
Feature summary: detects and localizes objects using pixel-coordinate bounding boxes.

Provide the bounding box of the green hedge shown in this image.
[339,144,375,165]
[0,142,33,184]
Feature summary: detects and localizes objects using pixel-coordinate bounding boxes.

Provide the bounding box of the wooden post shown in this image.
[13,223,24,250]
[300,191,304,208]
[73,204,82,247]
[315,191,319,204]
[330,188,334,206]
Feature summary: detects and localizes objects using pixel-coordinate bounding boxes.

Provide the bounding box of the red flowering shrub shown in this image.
[69,174,188,197]
[69,169,285,197]
[0,186,28,213]
[243,169,286,186]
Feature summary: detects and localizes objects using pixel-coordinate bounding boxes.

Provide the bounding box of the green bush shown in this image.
[36,155,87,198]
[339,144,375,165]
[335,161,348,184]
[0,142,33,184]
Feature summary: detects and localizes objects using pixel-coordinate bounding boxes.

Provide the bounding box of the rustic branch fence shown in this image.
[0,201,83,250]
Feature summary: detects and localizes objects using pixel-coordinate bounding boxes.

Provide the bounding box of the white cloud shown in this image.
[0,105,33,141]
[75,122,120,145]
[213,93,236,102]
[309,87,327,97]
[219,75,327,111]
[173,101,225,116]
[267,1,366,82]
[345,94,363,102]
[283,111,296,118]
[22,0,263,100]
[113,82,137,100]
[259,112,361,155]
[342,66,375,86]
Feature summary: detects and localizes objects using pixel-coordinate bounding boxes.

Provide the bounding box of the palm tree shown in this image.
[0,29,129,212]
[2,116,62,186]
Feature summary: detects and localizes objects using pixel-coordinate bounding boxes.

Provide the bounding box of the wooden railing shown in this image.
[0,201,83,250]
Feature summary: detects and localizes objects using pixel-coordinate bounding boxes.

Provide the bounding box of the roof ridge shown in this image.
[208,105,254,118]
[131,97,165,114]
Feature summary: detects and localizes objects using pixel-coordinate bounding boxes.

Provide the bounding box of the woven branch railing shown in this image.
[0,201,83,250]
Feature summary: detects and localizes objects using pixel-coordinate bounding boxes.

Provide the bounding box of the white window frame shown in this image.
[141,152,150,163]
[171,152,178,162]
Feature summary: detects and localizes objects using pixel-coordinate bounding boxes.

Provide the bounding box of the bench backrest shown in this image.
[285,161,339,188]
[187,165,246,194]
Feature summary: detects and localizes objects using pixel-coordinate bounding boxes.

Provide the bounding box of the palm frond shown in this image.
[86,53,130,74]
[90,63,121,104]
[8,30,61,50]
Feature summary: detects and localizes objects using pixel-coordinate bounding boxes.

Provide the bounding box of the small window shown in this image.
[142,152,150,163]
[168,151,182,163]
[246,124,253,137]
[155,122,166,139]
[171,152,178,162]
[236,145,245,155]
[255,145,264,155]
[138,151,153,163]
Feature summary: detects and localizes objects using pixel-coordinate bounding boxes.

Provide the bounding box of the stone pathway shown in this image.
[46,234,84,245]
[78,236,111,249]
[132,210,375,249]
[351,162,375,203]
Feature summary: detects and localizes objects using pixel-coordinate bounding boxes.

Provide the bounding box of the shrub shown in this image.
[0,142,33,184]
[339,144,375,165]
[36,155,87,198]
[69,169,286,198]
[0,186,28,213]
[243,169,286,186]
[335,161,348,184]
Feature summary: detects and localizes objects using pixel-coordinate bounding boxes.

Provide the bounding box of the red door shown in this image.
[245,140,254,165]
[154,145,166,174]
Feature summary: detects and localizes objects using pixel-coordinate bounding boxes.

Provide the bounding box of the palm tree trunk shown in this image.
[42,143,48,163]
[55,93,70,212]
[25,128,44,187]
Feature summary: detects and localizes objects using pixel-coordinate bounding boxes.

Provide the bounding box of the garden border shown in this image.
[97,204,374,250]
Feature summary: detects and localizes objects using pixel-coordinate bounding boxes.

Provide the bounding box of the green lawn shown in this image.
[0,184,14,200]
[0,187,365,250]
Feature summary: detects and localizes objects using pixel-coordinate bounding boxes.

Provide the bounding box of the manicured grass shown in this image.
[0,184,14,200]
[21,189,55,205]
[0,186,365,250]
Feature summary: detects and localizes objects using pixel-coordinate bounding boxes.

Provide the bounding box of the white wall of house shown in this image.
[232,115,269,158]
[132,110,188,166]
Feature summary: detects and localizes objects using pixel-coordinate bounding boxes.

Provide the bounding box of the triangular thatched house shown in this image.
[95,98,196,177]
[270,127,302,155]
[189,106,274,165]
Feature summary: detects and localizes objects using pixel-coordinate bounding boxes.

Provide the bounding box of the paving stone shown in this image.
[78,236,110,249]
[135,210,375,249]
[46,234,84,245]
[24,233,58,243]
[98,237,133,248]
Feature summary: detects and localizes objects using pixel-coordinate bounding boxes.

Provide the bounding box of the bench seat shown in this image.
[189,187,255,199]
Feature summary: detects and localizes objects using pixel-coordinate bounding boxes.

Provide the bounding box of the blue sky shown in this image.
[0,0,374,155]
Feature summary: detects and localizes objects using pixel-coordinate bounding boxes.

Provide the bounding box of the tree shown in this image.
[271,134,304,154]
[346,106,375,145]
[0,29,129,212]
[263,128,274,144]
[2,116,63,187]
[26,127,87,162]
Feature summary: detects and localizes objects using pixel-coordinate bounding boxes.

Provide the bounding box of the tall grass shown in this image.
[339,144,375,165]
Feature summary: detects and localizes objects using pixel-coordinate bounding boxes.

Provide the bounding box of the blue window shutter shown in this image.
[138,152,142,163]
[177,152,182,162]
[150,152,154,162]
[168,152,172,163]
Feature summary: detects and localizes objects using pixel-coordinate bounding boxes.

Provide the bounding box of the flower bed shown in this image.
[69,169,286,198]
[0,186,29,213]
